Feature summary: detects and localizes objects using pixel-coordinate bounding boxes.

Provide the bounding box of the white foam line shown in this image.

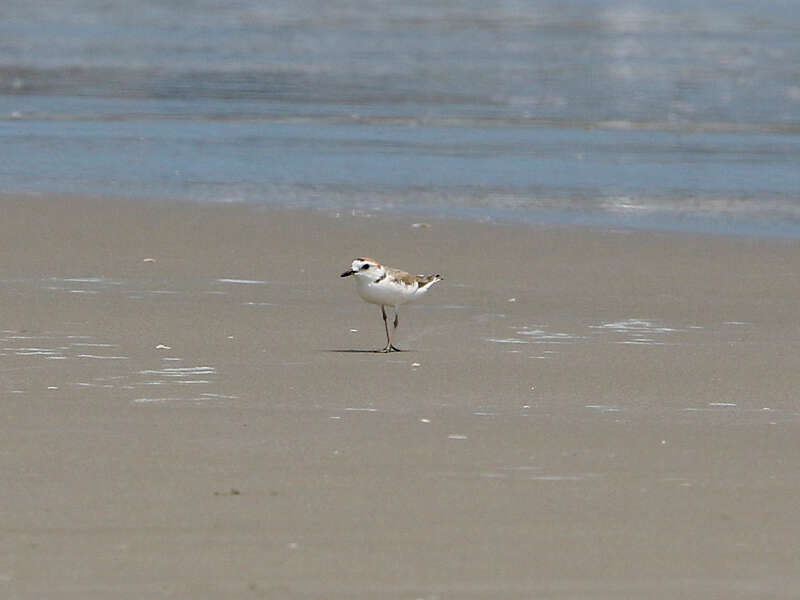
[56,277,122,284]
[343,407,378,412]
[516,329,583,340]
[133,397,207,404]
[217,278,268,285]
[585,405,622,412]
[138,367,215,377]
[14,346,67,351]
[76,355,129,360]
[589,319,683,333]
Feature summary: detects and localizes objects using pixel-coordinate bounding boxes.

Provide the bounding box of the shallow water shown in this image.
[1,0,799,235]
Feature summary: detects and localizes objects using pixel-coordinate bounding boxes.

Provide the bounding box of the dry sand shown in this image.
[2,193,800,598]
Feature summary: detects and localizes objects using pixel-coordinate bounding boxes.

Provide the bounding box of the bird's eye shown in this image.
[360,264,369,270]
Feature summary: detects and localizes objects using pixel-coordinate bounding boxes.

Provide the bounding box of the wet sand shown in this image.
[2,193,800,598]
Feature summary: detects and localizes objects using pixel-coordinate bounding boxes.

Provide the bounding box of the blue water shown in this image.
[2,1,800,236]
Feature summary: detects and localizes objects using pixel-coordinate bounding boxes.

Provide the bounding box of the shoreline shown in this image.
[7,189,800,241]
[2,193,800,598]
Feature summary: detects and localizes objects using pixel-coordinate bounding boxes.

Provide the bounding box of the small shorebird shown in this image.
[340,257,443,352]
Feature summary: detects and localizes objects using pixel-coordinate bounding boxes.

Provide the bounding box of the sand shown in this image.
[2,193,800,599]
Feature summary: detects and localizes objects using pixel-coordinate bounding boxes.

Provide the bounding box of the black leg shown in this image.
[380,306,392,352]
[390,308,401,351]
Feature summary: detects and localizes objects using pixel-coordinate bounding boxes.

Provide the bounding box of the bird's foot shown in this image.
[378,344,403,353]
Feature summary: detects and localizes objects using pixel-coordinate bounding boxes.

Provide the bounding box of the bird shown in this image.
[340,257,443,352]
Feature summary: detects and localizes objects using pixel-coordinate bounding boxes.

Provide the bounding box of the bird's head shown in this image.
[340,257,384,280]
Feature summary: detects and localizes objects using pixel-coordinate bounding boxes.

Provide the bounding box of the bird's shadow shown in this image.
[323,348,410,354]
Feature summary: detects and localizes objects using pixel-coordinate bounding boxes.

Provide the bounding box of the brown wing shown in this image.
[386,267,418,287]
[386,268,441,289]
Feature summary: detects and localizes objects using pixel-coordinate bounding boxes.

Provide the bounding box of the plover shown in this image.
[341,257,443,352]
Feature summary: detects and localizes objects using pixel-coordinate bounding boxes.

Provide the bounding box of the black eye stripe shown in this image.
[360,264,369,270]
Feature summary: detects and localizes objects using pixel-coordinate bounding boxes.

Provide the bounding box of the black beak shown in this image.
[340,269,355,277]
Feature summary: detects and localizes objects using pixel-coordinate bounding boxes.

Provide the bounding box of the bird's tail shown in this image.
[416,273,443,293]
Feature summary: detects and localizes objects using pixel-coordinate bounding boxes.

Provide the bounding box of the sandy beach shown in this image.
[2,193,800,598]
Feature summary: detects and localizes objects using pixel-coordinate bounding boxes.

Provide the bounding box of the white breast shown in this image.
[355,276,417,306]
